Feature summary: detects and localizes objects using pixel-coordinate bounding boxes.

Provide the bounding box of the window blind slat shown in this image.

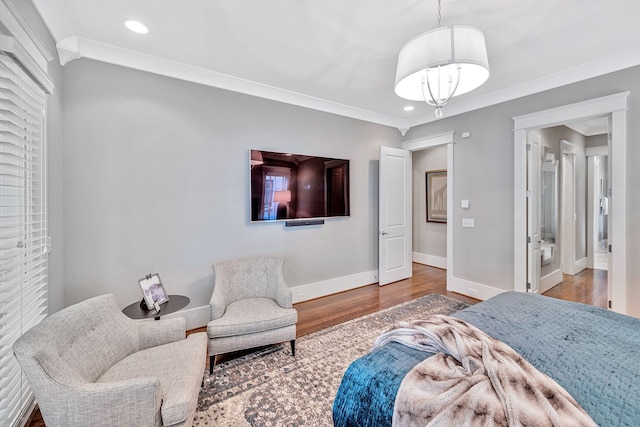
[0,115,39,134]
[0,99,39,126]
[0,252,47,280]
[0,90,40,122]
[0,72,43,113]
[0,57,43,104]
[0,51,47,426]
[0,132,40,150]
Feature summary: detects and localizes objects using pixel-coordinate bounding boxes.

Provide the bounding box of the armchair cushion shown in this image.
[207,298,298,338]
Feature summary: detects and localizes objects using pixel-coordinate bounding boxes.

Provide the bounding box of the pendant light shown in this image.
[394,0,489,118]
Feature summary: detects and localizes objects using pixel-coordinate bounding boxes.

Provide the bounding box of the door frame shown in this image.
[401,132,455,290]
[526,132,541,294]
[513,92,628,313]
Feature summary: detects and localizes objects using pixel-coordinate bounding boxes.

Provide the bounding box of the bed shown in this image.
[333,292,640,427]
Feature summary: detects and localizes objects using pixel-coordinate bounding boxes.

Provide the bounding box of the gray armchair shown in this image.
[13,294,207,427]
[207,257,298,373]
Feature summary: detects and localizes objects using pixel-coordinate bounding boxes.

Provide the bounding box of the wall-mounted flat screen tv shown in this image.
[250,149,350,222]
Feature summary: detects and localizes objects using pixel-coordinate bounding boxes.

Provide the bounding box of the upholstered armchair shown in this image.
[13,294,207,427]
[207,257,298,374]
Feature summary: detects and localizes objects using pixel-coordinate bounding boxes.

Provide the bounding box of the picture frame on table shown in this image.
[138,273,169,311]
[426,170,447,223]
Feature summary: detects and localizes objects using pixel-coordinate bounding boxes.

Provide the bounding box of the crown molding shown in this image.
[56,36,411,132]
[52,34,640,134]
[407,48,640,129]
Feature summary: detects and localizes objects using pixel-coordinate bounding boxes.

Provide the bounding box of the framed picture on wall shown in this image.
[426,170,447,223]
[138,273,169,310]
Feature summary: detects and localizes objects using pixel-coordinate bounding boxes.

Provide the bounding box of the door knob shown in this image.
[380,231,389,236]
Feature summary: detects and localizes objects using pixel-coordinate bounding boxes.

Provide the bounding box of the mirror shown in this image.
[540,151,558,267]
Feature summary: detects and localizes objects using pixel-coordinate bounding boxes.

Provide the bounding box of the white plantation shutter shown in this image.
[0,51,48,427]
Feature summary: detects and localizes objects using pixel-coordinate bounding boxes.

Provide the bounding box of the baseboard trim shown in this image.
[412,252,447,269]
[540,268,563,293]
[290,270,377,304]
[575,257,587,274]
[447,276,505,301]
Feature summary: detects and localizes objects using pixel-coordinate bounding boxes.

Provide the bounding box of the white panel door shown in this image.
[526,133,541,293]
[379,146,412,286]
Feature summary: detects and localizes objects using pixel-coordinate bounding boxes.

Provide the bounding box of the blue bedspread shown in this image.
[333,292,640,427]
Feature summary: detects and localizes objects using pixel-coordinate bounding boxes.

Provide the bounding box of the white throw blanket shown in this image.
[373,315,597,427]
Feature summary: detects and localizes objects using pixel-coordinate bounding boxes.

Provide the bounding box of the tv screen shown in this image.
[250,149,350,222]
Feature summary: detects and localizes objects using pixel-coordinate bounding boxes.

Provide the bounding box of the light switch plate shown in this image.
[461,200,470,209]
[462,218,475,228]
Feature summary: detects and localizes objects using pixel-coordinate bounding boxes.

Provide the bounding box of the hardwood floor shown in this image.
[541,269,608,308]
[294,263,478,337]
[25,263,605,427]
[295,263,606,336]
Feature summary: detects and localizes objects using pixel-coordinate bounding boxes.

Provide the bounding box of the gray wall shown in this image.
[404,66,640,316]
[61,59,401,309]
[586,134,608,148]
[14,1,65,314]
[412,146,447,259]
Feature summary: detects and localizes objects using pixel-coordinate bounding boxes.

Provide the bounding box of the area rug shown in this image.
[193,294,471,426]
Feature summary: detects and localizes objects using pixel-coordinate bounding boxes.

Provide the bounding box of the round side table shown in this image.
[122,295,190,320]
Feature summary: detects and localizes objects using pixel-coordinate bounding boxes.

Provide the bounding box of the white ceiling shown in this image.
[32,0,640,133]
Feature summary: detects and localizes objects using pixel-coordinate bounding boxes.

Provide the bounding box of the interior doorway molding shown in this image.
[402,132,455,291]
[513,91,629,314]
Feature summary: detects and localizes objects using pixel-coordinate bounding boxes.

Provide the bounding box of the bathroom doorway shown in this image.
[526,121,608,295]
[513,92,628,313]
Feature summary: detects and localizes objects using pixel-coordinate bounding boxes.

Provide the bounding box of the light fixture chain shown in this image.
[437,0,442,27]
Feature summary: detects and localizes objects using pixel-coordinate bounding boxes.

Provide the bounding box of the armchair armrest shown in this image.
[137,317,185,350]
[209,283,227,320]
[28,350,162,427]
[274,277,293,308]
[66,377,161,427]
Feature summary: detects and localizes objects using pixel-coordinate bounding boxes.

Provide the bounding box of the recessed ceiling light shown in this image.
[403,105,415,111]
[124,20,149,34]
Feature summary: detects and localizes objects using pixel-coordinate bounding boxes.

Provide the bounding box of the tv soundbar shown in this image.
[285,219,325,227]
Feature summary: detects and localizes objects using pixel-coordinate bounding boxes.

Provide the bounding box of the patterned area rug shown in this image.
[193,294,471,426]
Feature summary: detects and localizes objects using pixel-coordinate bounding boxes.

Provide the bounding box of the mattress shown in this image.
[333,292,640,427]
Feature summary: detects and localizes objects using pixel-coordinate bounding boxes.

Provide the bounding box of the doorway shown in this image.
[378,132,455,288]
[527,123,610,296]
[412,145,448,270]
[513,92,628,314]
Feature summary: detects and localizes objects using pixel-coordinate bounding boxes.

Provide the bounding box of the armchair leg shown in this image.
[209,355,216,375]
[290,340,296,356]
